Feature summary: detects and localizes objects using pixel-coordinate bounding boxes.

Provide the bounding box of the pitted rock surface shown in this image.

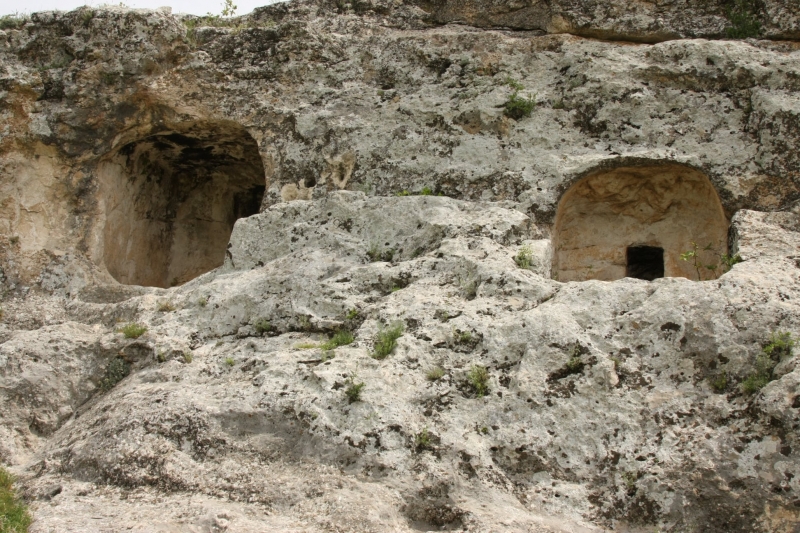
[1,1,800,532]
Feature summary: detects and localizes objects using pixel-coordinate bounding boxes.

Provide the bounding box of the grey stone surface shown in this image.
[1,194,799,531]
[1,1,800,531]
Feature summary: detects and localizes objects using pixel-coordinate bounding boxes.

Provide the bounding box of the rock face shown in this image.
[1,1,800,532]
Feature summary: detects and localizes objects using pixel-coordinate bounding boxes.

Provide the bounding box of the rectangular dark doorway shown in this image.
[627,246,664,281]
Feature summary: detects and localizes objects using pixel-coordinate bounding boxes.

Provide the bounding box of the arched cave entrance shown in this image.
[551,163,728,282]
[99,121,265,288]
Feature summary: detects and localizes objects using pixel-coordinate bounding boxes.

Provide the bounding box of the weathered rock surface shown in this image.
[2,1,800,532]
[1,0,800,288]
[1,193,799,532]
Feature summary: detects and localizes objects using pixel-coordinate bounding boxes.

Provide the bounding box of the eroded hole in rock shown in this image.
[626,246,664,281]
[552,163,728,282]
[99,122,265,287]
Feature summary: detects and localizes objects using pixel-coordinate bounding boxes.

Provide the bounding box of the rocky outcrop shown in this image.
[2,193,800,532]
[2,1,800,531]
[401,0,800,42]
[1,1,800,291]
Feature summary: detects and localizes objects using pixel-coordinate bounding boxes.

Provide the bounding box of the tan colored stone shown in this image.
[552,164,729,281]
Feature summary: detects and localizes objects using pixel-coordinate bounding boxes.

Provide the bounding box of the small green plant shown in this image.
[456,269,481,300]
[515,245,533,269]
[552,98,566,110]
[321,330,355,350]
[680,242,742,280]
[741,372,769,394]
[455,330,473,344]
[372,322,404,359]
[415,427,432,451]
[183,351,193,363]
[157,350,167,363]
[197,296,208,307]
[101,357,130,391]
[740,332,795,394]
[346,308,359,320]
[254,318,272,335]
[505,76,524,91]
[622,471,638,492]
[762,331,795,359]
[119,323,147,339]
[467,365,490,397]
[0,466,32,533]
[726,0,760,39]
[680,242,715,280]
[344,375,365,403]
[565,355,583,372]
[294,342,318,350]
[157,301,175,312]
[479,426,489,435]
[80,8,95,26]
[420,186,434,196]
[320,350,335,362]
[505,92,536,120]
[426,366,445,381]
[0,13,27,30]
[503,78,536,120]
[721,252,743,271]
[367,244,395,263]
[395,190,411,197]
[709,372,728,393]
[224,357,235,367]
[610,356,621,370]
[298,315,312,331]
[221,0,237,17]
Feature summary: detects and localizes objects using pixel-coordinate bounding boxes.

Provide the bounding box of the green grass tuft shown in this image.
[741,372,769,394]
[740,332,795,394]
[0,466,32,533]
[367,245,395,263]
[415,427,432,451]
[345,375,365,403]
[455,330,473,344]
[725,0,760,39]
[467,365,489,397]
[119,323,147,339]
[515,245,533,269]
[565,356,583,373]
[254,318,272,335]
[321,330,355,350]
[709,372,728,393]
[294,342,318,350]
[426,366,445,381]
[763,331,795,359]
[0,13,28,31]
[503,79,536,121]
[372,322,404,359]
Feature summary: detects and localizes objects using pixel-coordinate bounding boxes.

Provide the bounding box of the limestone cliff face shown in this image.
[1,0,800,288]
[1,2,800,532]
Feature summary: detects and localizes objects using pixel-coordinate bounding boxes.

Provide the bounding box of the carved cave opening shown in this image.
[99,121,265,288]
[552,163,729,282]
